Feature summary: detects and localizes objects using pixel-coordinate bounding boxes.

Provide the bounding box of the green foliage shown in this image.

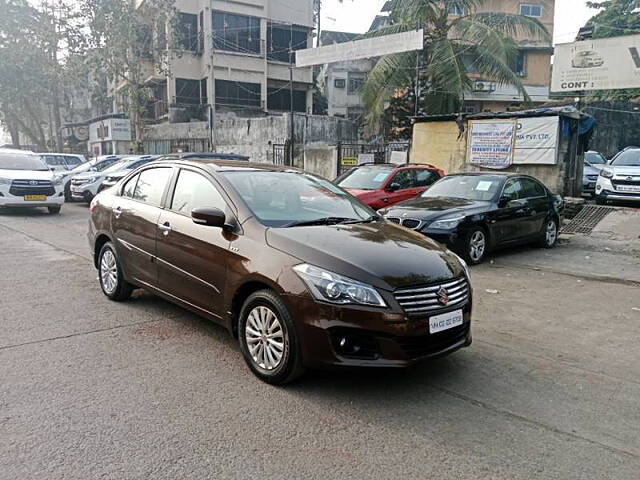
[361,0,550,131]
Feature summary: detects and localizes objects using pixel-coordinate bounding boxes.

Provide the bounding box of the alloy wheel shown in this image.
[469,230,486,262]
[100,249,118,295]
[245,306,286,371]
[546,220,558,246]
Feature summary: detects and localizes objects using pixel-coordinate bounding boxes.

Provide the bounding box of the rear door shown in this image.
[155,167,232,318]
[414,168,441,194]
[491,178,532,244]
[111,166,174,287]
[519,177,550,237]
[384,169,419,205]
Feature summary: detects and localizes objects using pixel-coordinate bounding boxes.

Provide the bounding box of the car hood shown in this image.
[0,169,54,180]
[609,166,640,176]
[584,164,603,175]
[104,170,129,179]
[266,220,465,291]
[73,171,105,181]
[385,197,491,222]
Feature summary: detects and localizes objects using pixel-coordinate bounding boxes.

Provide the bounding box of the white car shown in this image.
[70,156,154,203]
[596,147,640,204]
[0,150,65,214]
[62,155,122,201]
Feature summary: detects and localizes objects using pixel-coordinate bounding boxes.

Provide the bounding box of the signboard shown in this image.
[358,153,374,164]
[89,118,132,143]
[513,117,559,165]
[341,156,357,166]
[296,29,424,68]
[552,34,640,92]
[467,120,517,169]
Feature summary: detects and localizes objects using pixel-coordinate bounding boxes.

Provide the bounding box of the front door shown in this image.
[156,168,231,318]
[111,167,173,287]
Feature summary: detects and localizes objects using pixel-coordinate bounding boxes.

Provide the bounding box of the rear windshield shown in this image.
[0,153,48,171]
[336,166,394,190]
[611,150,640,167]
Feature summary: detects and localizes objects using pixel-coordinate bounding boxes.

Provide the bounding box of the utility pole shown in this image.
[289,36,294,166]
[414,51,420,117]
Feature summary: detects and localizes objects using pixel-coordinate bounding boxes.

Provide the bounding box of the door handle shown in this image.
[113,206,122,219]
[158,222,172,236]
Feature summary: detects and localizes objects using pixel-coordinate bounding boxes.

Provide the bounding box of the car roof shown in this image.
[150,159,302,173]
[160,153,250,161]
[354,162,436,169]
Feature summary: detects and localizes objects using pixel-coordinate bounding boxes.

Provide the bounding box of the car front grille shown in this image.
[9,179,55,196]
[612,179,640,187]
[386,217,422,230]
[395,325,469,359]
[394,277,470,315]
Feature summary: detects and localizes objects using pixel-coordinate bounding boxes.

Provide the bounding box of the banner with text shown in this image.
[513,117,559,165]
[468,120,517,169]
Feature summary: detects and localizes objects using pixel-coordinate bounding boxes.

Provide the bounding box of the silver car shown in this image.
[596,148,640,204]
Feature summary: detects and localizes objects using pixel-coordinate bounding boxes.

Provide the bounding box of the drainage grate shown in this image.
[561,205,617,235]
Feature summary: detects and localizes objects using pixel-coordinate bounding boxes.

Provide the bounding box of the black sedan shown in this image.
[379,173,563,264]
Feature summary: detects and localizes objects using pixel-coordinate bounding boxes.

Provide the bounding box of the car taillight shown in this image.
[89,198,98,213]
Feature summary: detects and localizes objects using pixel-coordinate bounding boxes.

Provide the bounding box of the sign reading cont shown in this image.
[296,29,424,68]
[467,120,517,169]
[552,34,640,92]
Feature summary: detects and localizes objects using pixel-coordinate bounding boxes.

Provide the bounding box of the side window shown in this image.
[391,169,417,189]
[415,169,439,187]
[122,174,140,198]
[520,178,546,198]
[65,156,82,168]
[170,169,226,215]
[133,168,172,206]
[502,179,524,201]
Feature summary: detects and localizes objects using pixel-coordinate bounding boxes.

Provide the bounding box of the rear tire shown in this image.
[538,217,559,249]
[238,289,304,385]
[48,206,61,215]
[462,227,487,265]
[98,242,133,301]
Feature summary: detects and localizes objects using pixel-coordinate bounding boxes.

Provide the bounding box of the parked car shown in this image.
[63,155,122,201]
[97,156,160,193]
[335,163,445,209]
[379,173,563,264]
[70,156,140,203]
[0,150,64,214]
[40,153,87,173]
[582,151,608,197]
[158,152,250,162]
[596,147,640,204]
[88,160,472,384]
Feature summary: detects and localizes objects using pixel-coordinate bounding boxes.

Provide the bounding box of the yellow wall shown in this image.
[410,121,467,174]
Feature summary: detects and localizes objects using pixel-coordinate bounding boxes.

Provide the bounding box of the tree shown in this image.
[360,0,550,130]
[80,0,178,152]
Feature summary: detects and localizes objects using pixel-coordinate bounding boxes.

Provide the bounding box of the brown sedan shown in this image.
[88,160,472,384]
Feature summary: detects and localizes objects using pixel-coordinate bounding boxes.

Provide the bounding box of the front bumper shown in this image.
[71,182,100,201]
[286,294,472,369]
[0,189,64,207]
[420,229,466,255]
[596,178,640,202]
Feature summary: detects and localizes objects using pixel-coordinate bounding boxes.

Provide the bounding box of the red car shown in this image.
[335,163,445,210]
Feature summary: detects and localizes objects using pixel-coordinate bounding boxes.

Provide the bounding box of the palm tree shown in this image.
[361,0,551,129]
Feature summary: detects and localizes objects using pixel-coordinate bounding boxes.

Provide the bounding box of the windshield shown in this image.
[0,153,48,171]
[336,166,394,190]
[585,152,606,165]
[223,170,374,227]
[103,160,131,173]
[422,175,503,201]
[611,150,640,167]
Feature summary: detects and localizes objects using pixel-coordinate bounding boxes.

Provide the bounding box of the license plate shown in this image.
[617,185,640,193]
[24,194,46,201]
[429,309,464,334]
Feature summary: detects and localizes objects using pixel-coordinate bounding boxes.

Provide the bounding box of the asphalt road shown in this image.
[1,203,639,479]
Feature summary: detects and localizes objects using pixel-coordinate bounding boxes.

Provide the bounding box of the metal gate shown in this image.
[270,141,292,166]
[335,141,411,177]
[144,138,211,155]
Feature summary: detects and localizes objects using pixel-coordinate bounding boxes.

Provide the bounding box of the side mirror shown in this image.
[387,183,401,192]
[191,207,226,228]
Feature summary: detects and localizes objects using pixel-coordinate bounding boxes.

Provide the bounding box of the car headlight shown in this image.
[0,177,10,185]
[599,169,614,179]
[429,216,465,230]
[293,264,386,307]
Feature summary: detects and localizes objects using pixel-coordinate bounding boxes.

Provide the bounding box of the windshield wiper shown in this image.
[283,217,358,228]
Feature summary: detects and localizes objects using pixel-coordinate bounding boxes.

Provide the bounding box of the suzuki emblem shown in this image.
[437,287,449,306]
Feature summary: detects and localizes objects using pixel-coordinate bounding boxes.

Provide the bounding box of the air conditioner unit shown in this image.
[473,81,496,92]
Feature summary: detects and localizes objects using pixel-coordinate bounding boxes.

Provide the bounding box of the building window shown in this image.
[448,3,466,16]
[348,75,365,94]
[212,12,261,54]
[334,78,346,88]
[178,13,199,52]
[267,88,306,112]
[215,79,261,108]
[511,50,527,77]
[267,24,309,63]
[519,4,542,17]
[175,78,204,105]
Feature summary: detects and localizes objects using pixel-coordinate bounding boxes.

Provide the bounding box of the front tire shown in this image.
[539,217,559,249]
[238,290,304,385]
[83,191,94,204]
[98,242,133,301]
[48,206,61,215]
[463,227,487,265]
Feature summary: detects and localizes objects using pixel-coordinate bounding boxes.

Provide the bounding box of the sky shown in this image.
[321,0,597,45]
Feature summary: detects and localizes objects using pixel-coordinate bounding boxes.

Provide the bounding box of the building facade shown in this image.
[454,0,555,113]
[134,0,315,124]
